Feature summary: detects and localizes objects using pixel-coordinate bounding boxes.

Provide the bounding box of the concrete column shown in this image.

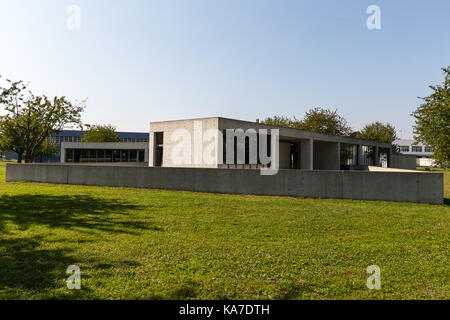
[374,146,379,166]
[148,133,154,166]
[357,145,361,166]
[337,143,341,170]
[300,139,314,170]
[61,146,66,163]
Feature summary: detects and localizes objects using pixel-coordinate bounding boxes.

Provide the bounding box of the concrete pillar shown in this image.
[61,146,66,163]
[356,145,361,166]
[374,146,379,166]
[149,133,154,166]
[336,143,341,170]
[300,139,313,170]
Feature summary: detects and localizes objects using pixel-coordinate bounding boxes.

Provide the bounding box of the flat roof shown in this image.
[150,116,392,148]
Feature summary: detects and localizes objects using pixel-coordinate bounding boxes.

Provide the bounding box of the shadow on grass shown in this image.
[0,236,98,298]
[0,194,156,234]
[444,198,450,206]
[0,194,158,298]
[274,282,315,300]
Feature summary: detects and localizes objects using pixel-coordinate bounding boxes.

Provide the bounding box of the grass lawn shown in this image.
[0,162,448,300]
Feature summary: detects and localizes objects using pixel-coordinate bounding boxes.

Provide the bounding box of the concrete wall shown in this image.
[149,118,220,168]
[391,153,417,170]
[6,164,443,204]
[279,142,291,169]
[313,141,340,170]
[300,139,313,170]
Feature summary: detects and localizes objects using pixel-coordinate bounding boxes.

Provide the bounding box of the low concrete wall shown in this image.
[5,164,444,204]
[392,153,417,170]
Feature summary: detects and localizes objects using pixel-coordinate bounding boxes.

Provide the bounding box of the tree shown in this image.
[412,66,450,168]
[356,121,398,144]
[36,138,58,162]
[261,116,299,129]
[297,107,352,136]
[263,108,351,136]
[0,78,85,163]
[82,124,121,142]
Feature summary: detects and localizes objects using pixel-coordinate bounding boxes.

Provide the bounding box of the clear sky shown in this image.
[0,0,448,138]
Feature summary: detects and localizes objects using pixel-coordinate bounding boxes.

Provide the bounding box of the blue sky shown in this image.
[0,0,448,138]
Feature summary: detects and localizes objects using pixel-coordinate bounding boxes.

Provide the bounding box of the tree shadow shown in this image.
[0,194,156,235]
[0,236,97,298]
[274,282,316,300]
[168,280,200,299]
[0,194,160,298]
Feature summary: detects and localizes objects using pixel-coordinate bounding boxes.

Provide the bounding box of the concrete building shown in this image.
[149,117,394,170]
[394,139,436,167]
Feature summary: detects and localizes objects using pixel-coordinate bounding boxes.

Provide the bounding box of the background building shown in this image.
[5,130,149,162]
[394,139,435,167]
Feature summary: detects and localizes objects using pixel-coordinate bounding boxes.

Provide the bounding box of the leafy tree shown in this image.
[412,67,450,168]
[356,121,398,144]
[82,124,121,142]
[297,108,352,136]
[0,78,85,163]
[263,108,351,136]
[261,116,299,129]
[36,138,58,162]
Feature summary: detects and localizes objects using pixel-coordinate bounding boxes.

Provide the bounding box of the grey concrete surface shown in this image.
[5,163,444,204]
[391,153,417,170]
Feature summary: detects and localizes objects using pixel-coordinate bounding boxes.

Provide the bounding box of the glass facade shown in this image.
[65,149,146,163]
[340,143,358,166]
[360,146,376,166]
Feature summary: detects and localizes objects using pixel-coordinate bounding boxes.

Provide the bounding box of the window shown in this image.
[138,149,145,162]
[424,146,432,153]
[340,144,358,166]
[129,150,137,162]
[121,150,129,162]
[412,146,423,153]
[360,146,375,166]
[113,150,121,162]
[105,150,112,162]
[155,132,164,166]
[97,149,105,162]
[88,150,97,162]
[66,149,74,162]
[399,146,409,152]
[80,150,89,162]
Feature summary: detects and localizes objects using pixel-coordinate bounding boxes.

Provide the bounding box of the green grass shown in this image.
[0,162,448,300]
